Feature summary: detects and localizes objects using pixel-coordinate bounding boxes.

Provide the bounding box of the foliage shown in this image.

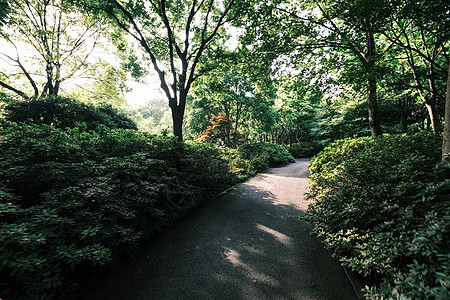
[197,113,239,147]
[0,121,294,299]
[187,48,277,143]
[0,0,117,99]
[125,98,172,134]
[306,133,449,299]
[236,142,295,173]
[286,141,324,158]
[1,95,137,130]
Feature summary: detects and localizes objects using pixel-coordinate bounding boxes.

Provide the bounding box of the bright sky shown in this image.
[125,73,166,106]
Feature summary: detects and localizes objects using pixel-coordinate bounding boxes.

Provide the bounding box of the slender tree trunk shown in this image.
[401,96,409,133]
[427,65,439,132]
[366,72,382,137]
[405,46,440,132]
[442,61,450,162]
[408,62,437,132]
[364,30,382,138]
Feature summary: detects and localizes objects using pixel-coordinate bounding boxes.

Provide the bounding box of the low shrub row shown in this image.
[306,133,450,299]
[286,141,324,158]
[234,142,295,173]
[0,123,292,299]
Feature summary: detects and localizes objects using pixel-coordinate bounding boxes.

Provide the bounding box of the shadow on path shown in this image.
[80,160,358,300]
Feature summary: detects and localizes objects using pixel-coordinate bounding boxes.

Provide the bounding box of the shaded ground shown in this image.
[79,159,358,300]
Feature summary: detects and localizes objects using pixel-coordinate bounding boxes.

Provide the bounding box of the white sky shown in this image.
[125,73,166,106]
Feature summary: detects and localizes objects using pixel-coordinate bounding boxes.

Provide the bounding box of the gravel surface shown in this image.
[80,159,359,300]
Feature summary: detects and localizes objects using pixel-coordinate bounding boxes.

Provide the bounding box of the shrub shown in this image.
[0,123,295,299]
[287,141,324,158]
[0,123,238,299]
[237,142,295,173]
[306,133,449,299]
[1,95,137,130]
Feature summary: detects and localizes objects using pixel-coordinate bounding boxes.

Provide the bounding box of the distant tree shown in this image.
[126,98,172,134]
[197,112,233,146]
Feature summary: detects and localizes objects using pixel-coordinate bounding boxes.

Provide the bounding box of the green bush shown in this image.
[0,123,295,299]
[306,133,449,299]
[287,141,324,158]
[0,123,237,299]
[236,142,295,173]
[1,95,137,130]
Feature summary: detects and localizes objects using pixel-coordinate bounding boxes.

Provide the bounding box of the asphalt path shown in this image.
[80,159,358,300]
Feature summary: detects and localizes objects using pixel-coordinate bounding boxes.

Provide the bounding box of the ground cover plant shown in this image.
[0,121,293,299]
[306,133,450,299]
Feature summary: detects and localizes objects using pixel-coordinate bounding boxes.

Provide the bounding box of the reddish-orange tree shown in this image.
[198,113,233,146]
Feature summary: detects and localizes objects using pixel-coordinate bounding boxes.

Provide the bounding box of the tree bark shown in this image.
[364,30,382,137]
[170,97,185,141]
[367,73,382,137]
[442,61,450,162]
[427,65,439,132]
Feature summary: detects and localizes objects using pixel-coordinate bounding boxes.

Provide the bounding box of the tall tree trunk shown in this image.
[170,94,186,141]
[427,65,439,132]
[364,30,382,137]
[171,108,184,141]
[367,72,382,137]
[442,61,450,162]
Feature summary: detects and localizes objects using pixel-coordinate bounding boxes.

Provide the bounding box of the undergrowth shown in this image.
[0,122,292,299]
[306,133,450,299]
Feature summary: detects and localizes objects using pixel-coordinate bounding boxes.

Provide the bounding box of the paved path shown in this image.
[80,159,358,300]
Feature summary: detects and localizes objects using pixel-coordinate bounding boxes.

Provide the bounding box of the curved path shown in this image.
[81,159,358,300]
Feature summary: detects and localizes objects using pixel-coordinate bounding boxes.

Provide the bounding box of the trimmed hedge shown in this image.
[306,133,450,299]
[0,123,294,299]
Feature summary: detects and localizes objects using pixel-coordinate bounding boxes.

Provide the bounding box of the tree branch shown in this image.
[0,80,29,99]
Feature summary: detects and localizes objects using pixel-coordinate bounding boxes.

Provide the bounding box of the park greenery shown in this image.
[0,0,449,299]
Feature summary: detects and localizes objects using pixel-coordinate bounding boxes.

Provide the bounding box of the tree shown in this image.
[191,68,254,132]
[84,0,248,140]
[241,0,393,137]
[197,112,234,146]
[0,0,114,99]
[382,0,450,133]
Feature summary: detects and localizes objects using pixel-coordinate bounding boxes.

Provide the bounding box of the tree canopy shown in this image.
[0,0,449,150]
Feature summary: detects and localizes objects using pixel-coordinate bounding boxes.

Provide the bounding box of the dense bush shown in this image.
[306,133,450,299]
[236,142,295,173]
[1,95,137,130]
[0,123,235,299]
[0,123,294,299]
[286,141,324,158]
